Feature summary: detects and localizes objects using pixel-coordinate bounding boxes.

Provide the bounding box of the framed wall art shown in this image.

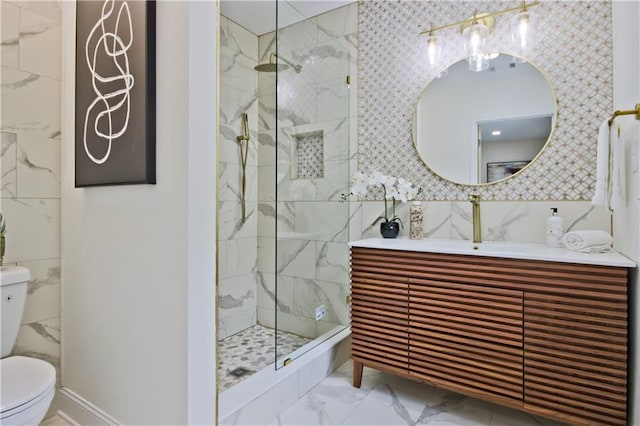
[75,0,156,187]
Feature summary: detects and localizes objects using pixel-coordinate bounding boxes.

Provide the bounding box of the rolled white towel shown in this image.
[561,230,613,253]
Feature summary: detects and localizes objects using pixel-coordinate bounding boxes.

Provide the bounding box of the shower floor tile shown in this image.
[218,324,311,392]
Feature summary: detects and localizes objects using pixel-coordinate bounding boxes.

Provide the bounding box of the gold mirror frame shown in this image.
[412,53,558,187]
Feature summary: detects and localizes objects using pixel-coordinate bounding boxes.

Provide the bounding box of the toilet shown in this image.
[1,266,56,425]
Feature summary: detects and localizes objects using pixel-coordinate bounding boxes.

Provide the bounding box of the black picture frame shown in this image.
[75,0,156,187]
[487,160,529,182]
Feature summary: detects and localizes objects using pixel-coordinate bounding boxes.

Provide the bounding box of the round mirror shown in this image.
[413,54,557,185]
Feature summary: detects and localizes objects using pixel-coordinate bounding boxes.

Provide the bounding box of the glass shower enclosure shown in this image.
[217,0,353,391]
[259,1,352,368]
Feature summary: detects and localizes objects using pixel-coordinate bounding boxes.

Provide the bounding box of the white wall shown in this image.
[612,1,640,424]
[61,2,216,424]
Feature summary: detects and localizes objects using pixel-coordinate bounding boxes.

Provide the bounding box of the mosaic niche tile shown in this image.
[358,0,612,201]
[293,131,324,179]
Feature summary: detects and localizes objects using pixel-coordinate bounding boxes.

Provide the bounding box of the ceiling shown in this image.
[220,0,354,36]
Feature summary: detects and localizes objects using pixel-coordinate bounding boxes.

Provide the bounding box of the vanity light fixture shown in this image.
[421,1,539,72]
[491,130,502,136]
[426,29,441,70]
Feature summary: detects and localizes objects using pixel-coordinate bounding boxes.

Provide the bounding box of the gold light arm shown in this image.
[608,103,640,126]
[419,1,540,36]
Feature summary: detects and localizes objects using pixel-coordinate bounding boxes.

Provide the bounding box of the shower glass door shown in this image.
[269,1,352,368]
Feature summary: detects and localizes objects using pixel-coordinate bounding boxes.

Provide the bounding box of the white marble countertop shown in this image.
[349,238,636,268]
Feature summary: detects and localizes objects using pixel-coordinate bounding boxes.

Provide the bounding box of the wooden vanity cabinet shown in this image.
[350,246,628,426]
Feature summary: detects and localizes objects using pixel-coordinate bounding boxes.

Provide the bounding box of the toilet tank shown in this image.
[1,266,31,358]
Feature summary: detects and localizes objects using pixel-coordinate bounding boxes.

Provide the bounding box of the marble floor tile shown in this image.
[270,360,570,426]
[218,324,311,392]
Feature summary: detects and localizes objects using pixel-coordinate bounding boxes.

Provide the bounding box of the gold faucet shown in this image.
[469,194,481,243]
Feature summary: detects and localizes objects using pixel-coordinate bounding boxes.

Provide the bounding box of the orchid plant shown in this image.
[345,170,421,226]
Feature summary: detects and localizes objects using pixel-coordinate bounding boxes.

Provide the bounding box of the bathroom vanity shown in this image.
[349,238,634,426]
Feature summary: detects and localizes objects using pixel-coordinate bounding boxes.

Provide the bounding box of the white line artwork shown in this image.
[83,0,134,165]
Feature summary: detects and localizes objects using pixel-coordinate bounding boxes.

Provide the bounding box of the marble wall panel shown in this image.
[19,8,62,79]
[276,239,316,280]
[6,1,61,21]
[221,17,259,62]
[316,241,349,284]
[2,132,18,197]
[225,238,258,278]
[218,162,259,203]
[219,15,260,338]
[16,134,61,198]
[19,258,60,325]
[258,130,276,167]
[219,274,257,319]
[354,200,610,244]
[317,79,350,123]
[294,201,348,243]
[1,198,59,263]
[218,200,258,241]
[257,201,295,239]
[1,1,19,67]
[1,67,61,139]
[257,237,276,274]
[256,272,294,314]
[294,278,348,326]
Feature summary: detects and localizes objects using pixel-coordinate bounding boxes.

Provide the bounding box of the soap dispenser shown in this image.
[546,208,564,247]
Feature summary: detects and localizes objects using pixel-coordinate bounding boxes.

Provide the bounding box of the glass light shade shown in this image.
[462,23,489,58]
[426,34,441,69]
[462,22,490,72]
[510,10,535,53]
[468,54,489,72]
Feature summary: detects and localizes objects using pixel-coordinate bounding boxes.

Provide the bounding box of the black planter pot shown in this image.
[380,220,400,238]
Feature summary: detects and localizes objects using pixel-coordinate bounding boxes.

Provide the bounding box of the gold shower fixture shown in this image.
[420,1,540,71]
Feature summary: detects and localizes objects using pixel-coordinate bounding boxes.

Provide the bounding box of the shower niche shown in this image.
[291,130,324,179]
[217,0,354,395]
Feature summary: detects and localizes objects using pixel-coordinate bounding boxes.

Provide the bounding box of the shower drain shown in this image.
[229,367,251,377]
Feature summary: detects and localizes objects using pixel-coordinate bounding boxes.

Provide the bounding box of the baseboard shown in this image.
[57,387,120,425]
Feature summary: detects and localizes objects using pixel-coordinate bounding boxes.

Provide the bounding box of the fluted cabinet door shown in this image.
[350,248,409,376]
[522,263,628,426]
[409,279,523,404]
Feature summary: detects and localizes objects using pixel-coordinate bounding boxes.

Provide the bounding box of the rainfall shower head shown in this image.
[254,52,302,73]
[254,62,289,72]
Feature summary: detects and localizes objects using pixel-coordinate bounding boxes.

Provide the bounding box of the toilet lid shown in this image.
[0,356,56,413]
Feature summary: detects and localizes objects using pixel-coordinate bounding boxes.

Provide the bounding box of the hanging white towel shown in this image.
[610,126,626,210]
[591,120,611,208]
[561,230,613,253]
[591,120,626,211]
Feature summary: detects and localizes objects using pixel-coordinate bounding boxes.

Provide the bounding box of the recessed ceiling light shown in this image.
[491,130,502,136]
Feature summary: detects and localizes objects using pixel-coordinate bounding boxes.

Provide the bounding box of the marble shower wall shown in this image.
[218,16,260,340]
[1,0,62,383]
[257,4,358,340]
